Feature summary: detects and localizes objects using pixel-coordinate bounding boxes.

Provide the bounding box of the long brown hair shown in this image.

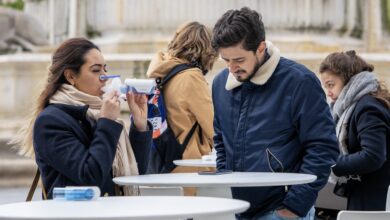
[168,21,218,74]
[319,50,390,109]
[11,38,100,157]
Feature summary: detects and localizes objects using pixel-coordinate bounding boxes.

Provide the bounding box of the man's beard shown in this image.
[237,58,262,82]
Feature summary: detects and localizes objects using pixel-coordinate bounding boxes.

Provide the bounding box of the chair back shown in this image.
[337,211,390,220]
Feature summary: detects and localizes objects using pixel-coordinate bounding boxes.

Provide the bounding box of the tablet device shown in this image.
[198,170,232,175]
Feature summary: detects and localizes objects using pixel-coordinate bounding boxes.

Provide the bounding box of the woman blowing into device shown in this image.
[12,38,152,198]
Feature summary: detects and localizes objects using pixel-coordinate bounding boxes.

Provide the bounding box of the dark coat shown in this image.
[33,103,152,198]
[212,57,339,218]
[332,95,390,211]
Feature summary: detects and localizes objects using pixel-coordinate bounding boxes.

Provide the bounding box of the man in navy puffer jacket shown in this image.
[211,7,339,220]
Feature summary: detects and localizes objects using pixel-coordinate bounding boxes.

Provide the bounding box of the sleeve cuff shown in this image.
[129,121,153,144]
[97,118,123,135]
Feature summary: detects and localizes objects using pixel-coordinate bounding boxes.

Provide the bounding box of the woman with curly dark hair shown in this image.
[320,50,390,211]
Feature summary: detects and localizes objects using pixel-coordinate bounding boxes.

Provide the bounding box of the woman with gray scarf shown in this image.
[319,50,390,211]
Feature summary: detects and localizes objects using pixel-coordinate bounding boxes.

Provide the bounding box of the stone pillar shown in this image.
[365,0,382,52]
[345,0,357,36]
[117,0,124,27]
[77,0,87,38]
[49,0,55,45]
[68,0,86,38]
[68,0,77,38]
[304,0,311,27]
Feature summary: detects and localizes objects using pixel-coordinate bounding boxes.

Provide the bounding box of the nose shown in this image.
[227,61,239,73]
[326,90,333,98]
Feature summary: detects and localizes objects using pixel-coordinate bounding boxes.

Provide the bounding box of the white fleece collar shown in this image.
[225,41,281,90]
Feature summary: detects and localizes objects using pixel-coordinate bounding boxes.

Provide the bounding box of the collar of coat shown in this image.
[50,103,89,121]
[225,41,281,90]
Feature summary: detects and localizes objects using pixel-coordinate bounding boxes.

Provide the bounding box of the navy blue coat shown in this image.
[33,103,152,198]
[332,95,390,210]
[212,57,339,218]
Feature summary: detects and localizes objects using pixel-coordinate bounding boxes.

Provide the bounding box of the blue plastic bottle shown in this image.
[53,186,100,201]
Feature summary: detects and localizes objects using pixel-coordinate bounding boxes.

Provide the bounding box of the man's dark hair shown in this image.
[212,7,265,52]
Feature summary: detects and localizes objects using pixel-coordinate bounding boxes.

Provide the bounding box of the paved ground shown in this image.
[0,187,42,204]
[0,139,36,185]
[0,140,39,204]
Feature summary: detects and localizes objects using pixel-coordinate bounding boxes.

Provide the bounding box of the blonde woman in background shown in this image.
[146,22,218,194]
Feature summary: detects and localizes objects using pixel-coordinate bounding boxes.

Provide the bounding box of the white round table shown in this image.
[114,172,316,199]
[173,159,216,167]
[0,196,249,220]
[114,172,316,188]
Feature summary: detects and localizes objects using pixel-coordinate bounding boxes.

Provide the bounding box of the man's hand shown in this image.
[276,208,298,218]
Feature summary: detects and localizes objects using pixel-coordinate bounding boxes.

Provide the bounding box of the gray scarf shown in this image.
[330,71,378,183]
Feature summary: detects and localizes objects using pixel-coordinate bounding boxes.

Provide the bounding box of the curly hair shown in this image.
[320,50,390,109]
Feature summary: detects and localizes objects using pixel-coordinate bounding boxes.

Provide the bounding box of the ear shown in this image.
[256,41,266,56]
[64,69,76,86]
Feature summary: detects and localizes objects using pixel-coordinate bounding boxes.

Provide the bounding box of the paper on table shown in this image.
[202,148,217,161]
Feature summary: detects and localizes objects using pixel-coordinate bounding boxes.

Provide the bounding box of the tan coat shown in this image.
[146,51,214,177]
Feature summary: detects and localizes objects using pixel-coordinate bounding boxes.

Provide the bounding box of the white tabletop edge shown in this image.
[113,172,317,187]
[0,196,250,220]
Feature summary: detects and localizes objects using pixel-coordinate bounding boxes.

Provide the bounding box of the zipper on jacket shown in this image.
[266,147,288,192]
[266,148,284,173]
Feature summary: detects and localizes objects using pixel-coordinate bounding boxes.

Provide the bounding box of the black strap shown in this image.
[198,125,204,145]
[181,122,198,148]
[158,63,194,88]
[159,63,200,148]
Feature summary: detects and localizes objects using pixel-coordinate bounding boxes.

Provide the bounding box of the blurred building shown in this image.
[21,0,387,53]
[0,1,390,197]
